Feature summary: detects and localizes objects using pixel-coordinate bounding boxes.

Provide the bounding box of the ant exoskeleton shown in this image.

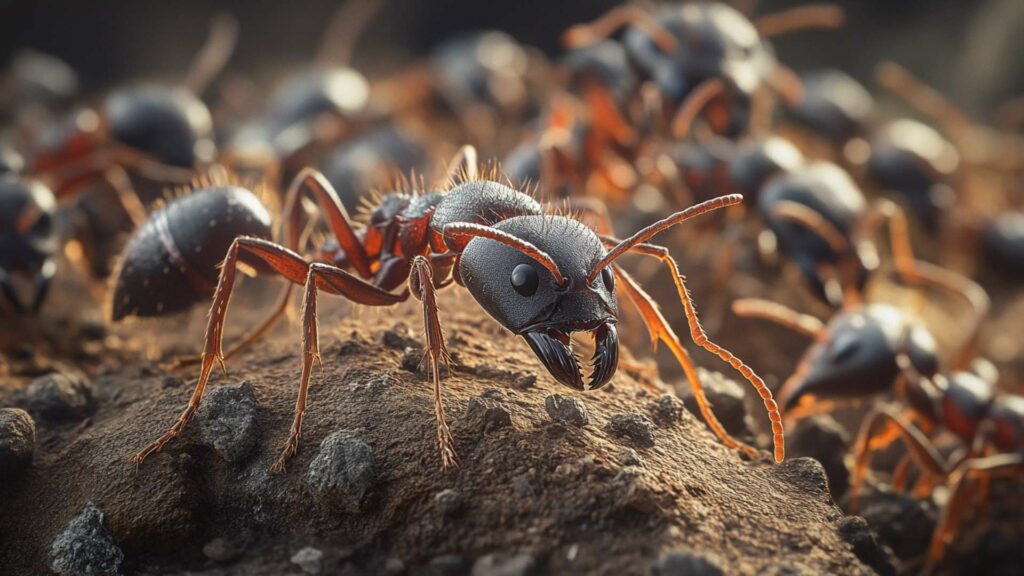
[0,174,58,315]
[562,2,843,139]
[846,366,1023,573]
[124,147,784,473]
[26,13,239,199]
[778,68,875,161]
[732,198,990,420]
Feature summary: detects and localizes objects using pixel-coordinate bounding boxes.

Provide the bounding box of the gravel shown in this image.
[307,430,378,513]
[49,502,124,576]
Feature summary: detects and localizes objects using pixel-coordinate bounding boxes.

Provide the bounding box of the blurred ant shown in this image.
[867,61,1024,276]
[0,173,58,315]
[847,364,1022,573]
[0,50,80,138]
[27,13,239,198]
[124,146,784,473]
[732,198,989,420]
[778,68,874,162]
[562,2,844,140]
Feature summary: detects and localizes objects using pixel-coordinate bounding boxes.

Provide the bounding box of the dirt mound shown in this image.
[1,292,871,575]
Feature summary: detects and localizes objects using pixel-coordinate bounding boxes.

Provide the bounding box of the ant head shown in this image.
[729,136,804,199]
[937,371,996,443]
[0,176,58,270]
[456,215,618,391]
[562,39,637,105]
[431,31,530,113]
[780,304,937,411]
[104,85,214,168]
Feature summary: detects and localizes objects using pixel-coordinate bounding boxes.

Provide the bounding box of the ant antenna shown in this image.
[443,223,568,286]
[589,194,743,283]
[183,12,240,96]
[755,4,845,38]
[317,0,386,67]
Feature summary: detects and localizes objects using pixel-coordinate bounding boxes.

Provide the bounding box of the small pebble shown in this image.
[466,396,512,433]
[544,394,589,427]
[197,381,259,463]
[401,347,450,377]
[652,549,724,576]
[203,537,240,563]
[435,489,464,516]
[512,373,536,390]
[605,412,656,448]
[291,547,325,575]
[26,372,94,421]
[380,323,417,350]
[616,448,642,467]
[471,552,536,576]
[382,557,406,575]
[49,502,124,576]
[308,430,378,513]
[647,394,685,427]
[430,554,470,576]
[0,408,35,476]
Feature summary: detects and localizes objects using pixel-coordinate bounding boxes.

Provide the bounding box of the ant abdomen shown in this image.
[109,186,272,320]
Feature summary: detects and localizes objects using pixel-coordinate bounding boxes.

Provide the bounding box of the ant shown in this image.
[847,365,1022,573]
[124,147,784,473]
[732,197,989,420]
[27,13,239,199]
[0,173,57,315]
[562,2,844,140]
[778,68,874,162]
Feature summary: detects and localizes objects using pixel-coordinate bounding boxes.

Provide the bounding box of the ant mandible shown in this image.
[125,146,784,473]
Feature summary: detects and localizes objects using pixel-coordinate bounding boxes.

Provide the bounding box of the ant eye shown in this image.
[510,263,539,296]
[600,267,615,291]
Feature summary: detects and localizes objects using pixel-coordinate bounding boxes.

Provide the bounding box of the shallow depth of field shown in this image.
[1,1,1023,575]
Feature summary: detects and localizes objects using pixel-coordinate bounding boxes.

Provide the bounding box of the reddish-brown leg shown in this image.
[410,255,458,470]
[130,237,404,469]
[562,6,677,53]
[731,298,825,338]
[608,240,785,462]
[848,406,949,514]
[923,453,1024,575]
[613,265,759,458]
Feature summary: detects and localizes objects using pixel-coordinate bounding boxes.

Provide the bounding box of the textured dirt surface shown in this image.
[0,287,873,575]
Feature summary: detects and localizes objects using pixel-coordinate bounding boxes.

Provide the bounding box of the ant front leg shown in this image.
[409,255,459,471]
[130,237,403,469]
[848,405,949,514]
[613,264,774,461]
[609,241,785,462]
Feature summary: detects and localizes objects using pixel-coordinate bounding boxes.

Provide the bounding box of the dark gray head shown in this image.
[0,176,58,313]
[456,215,618,391]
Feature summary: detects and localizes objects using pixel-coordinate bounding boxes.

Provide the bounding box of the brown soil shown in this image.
[1,287,871,575]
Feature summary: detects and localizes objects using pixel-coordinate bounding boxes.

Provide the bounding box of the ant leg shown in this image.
[608,241,785,462]
[271,261,404,472]
[409,256,459,471]
[670,78,726,139]
[731,298,825,338]
[754,4,845,38]
[282,168,373,278]
[848,406,949,514]
[923,453,1024,575]
[613,265,768,461]
[130,237,403,468]
[562,6,677,53]
[891,453,914,492]
[101,165,148,228]
[182,13,239,96]
[583,83,636,147]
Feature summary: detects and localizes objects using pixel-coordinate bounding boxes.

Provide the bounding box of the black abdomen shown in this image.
[110,186,272,320]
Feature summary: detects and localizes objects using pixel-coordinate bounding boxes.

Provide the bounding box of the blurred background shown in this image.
[3,0,1023,119]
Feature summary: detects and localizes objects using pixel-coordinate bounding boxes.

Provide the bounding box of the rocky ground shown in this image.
[1,247,1022,575]
[1,283,890,576]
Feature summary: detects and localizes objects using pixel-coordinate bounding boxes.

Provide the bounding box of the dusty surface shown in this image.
[0,287,873,575]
